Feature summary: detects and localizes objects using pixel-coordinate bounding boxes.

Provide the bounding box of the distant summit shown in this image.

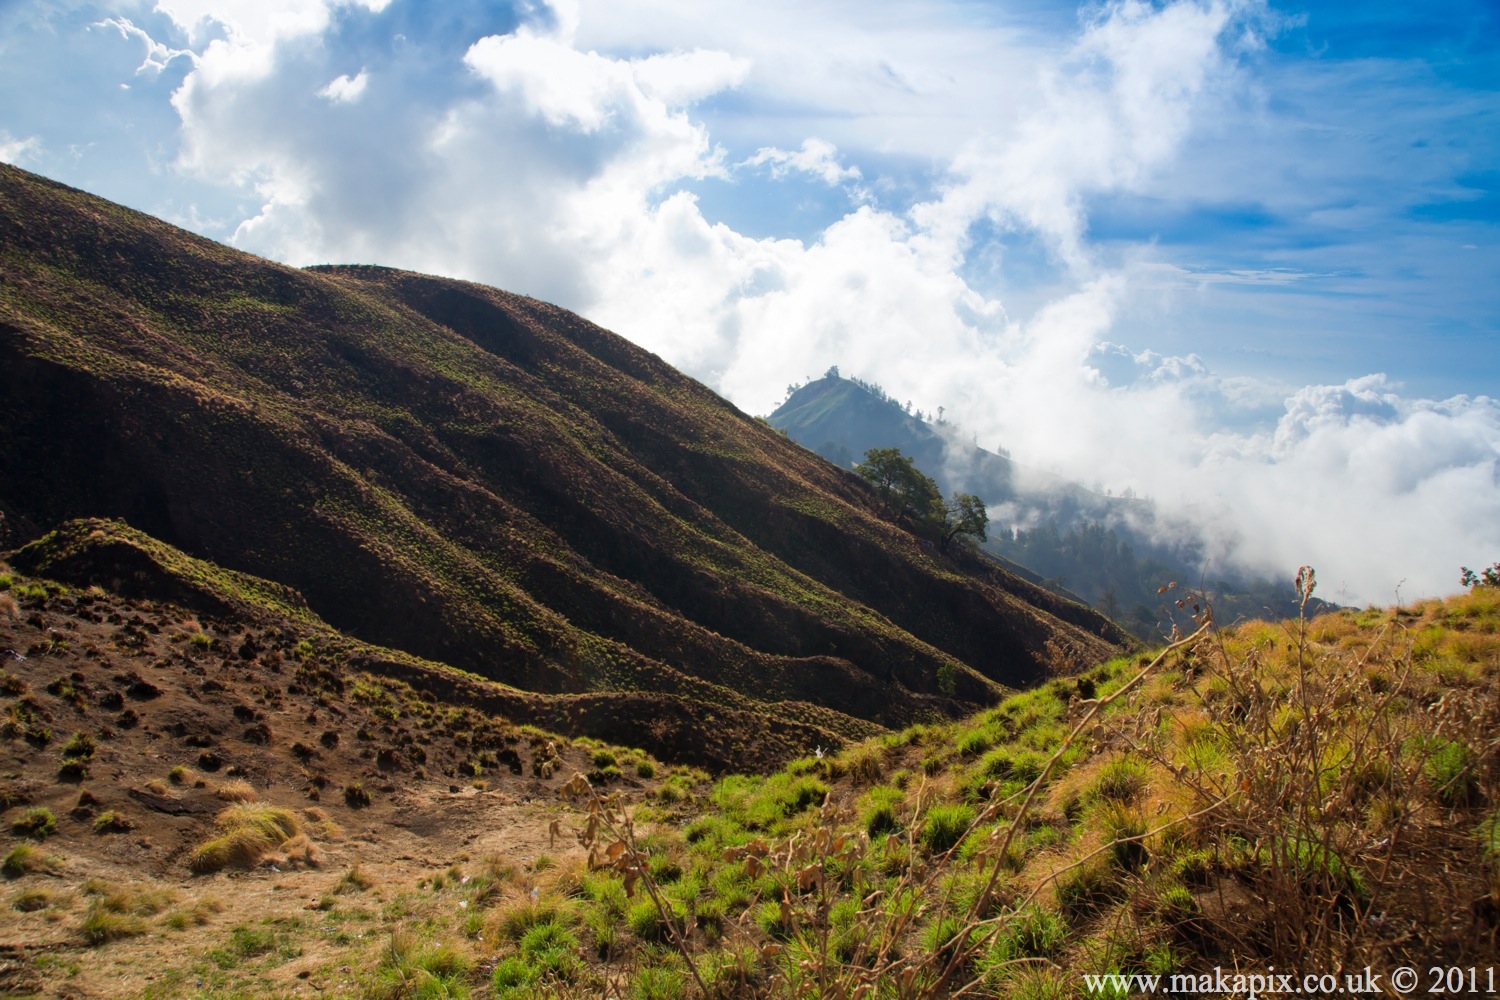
[770,373,1102,514]
[770,373,1334,637]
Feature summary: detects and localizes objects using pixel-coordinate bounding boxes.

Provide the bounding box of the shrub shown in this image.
[921,803,975,854]
[635,759,656,779]
[11,807,56,839]
[1264,836,1368,903]
[344,782,372,808]
[168,765,189,784]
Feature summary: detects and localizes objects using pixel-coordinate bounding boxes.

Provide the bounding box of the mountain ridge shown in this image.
[0,163,1127,766]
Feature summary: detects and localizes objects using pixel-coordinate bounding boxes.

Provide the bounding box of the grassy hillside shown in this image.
[2,552,1492,998]
[0,163,1129,763]
[428,581,1500,997]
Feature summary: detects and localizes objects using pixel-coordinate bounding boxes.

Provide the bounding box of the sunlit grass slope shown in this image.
[429,585,1497,997]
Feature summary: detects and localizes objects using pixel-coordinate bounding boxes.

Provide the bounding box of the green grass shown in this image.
[11,807,56,839]
[921,803,976,853]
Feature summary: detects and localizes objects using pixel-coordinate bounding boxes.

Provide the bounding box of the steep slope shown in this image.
[7,519,854,770]
[0,164,1126,759]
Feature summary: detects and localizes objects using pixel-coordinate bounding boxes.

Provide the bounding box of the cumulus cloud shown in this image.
[0,130,40,165]
[318,69,367,103]
[744,138,861,186]
[94,17,195,75]
[75,0,1500,604]
[465,28,748,132]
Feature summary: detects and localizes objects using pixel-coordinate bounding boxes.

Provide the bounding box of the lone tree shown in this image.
[853,448,987,553]
[938,491,988,553]
[855,447,941,524]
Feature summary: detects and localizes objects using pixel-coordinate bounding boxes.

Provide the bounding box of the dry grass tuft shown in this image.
[215,779,258,803]
[276,833,322,868]
[79,881,178,945]
[188,803,303,874]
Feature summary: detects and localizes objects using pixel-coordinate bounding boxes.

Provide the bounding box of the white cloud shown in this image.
[0,130,40,165]
[464,28,748,133]
[93,17,195,75]
[153,0,390,48]
[744,138,861,186]
[103,0,1499,605]
[318,69,367,103]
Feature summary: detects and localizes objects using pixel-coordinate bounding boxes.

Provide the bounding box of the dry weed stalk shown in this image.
[555,773,714,998]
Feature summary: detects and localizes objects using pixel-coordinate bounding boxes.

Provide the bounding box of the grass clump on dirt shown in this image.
[2,842,58,877]
[79,881,177,945]
[11,807,56,839]
[91,810,133,834]
[188,803,304,873]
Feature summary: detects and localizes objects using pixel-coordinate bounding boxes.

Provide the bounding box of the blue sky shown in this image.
[1,0,1497,600]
